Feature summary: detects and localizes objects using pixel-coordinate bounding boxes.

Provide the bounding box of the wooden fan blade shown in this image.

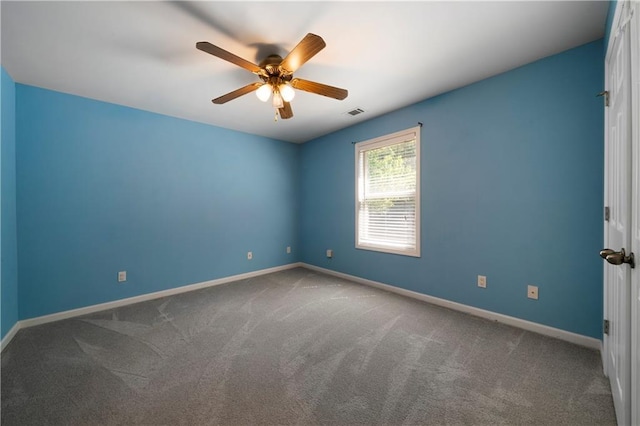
[291,78,348,100]
[212,83,262,104]
[278,102,294,119]
[279,33,326,74]
[196,42,261,74]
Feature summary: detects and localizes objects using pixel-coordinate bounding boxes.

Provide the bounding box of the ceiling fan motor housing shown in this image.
[258,55,294,86]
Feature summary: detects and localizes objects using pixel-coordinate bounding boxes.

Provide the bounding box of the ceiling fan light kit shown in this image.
[272,91,284,109]
[196,33,348,120]
[255,84,272,102]
[279,83,295,102]
[255,83,295,106]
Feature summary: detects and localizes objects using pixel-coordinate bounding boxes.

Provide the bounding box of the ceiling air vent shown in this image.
[346,108,365,116]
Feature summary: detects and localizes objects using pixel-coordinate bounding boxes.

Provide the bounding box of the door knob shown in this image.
[602,248,636,268]
[600,249,616,259]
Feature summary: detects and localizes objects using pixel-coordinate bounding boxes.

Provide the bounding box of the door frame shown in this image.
[628,2,639,424]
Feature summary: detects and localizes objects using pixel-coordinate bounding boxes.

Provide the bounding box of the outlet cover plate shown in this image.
[527,285,539,300]
[477,275,487,288]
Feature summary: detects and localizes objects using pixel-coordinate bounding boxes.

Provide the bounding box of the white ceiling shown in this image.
[1,1,608,143]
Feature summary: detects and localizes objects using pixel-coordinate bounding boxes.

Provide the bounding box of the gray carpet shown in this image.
[1,267,615,425]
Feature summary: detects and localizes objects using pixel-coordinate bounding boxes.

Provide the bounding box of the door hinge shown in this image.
[605,206,610,222]
[597,91,610,107]
[604,319,610,335]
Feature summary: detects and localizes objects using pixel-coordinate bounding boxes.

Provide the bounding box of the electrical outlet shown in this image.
[286,246,291,254]
[247,251,253,260]
[118,271,127,283]
[326,249,333,258]
[477,275,487,288]
[527,285,538,300]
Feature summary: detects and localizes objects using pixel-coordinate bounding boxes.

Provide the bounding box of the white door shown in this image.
[604,3,633,425]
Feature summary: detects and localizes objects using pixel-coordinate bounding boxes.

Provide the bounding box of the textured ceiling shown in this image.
[1,1,608,143]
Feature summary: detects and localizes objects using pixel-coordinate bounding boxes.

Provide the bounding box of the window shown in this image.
[355,126,420,257]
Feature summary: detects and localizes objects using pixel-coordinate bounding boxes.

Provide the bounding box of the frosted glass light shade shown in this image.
[272,91,284,109]
[256,84,272,102]
[279,84,295,102]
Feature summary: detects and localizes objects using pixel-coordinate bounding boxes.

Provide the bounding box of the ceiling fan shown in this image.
[196,33,348,120]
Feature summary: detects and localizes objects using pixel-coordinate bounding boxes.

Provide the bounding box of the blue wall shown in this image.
[16,86,299,319]
[1,67,19,339]
[300,40,604,339]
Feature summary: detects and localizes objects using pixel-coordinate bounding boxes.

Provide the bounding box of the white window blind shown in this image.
[355,126,420,257]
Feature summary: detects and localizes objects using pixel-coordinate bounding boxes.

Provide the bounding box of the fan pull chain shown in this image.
[274,110,278,122]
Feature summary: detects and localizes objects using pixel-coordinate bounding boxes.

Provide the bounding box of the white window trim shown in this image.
[354,126,421,257]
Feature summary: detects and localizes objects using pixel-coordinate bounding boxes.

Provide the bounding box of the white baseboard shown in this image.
[301,263,601,350]
[0,321,21,352]
[1,262,303,352]
[3,261,601,352]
